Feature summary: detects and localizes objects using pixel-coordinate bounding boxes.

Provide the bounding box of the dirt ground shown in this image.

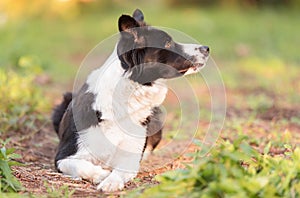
[7,87,300,197]
[9,119,200,197]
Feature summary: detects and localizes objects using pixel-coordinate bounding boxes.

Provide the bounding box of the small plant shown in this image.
[0,68,50,134]
[44,183,75,198]
[138,136,300,197]
[0,139,22,193]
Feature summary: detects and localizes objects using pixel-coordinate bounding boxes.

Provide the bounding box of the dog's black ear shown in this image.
[118,15,139,32]
[133,9,144,22]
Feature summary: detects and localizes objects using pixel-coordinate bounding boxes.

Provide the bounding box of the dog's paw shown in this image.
[97,172,124,192]
[92,168,111,184]
[69,176,82,181]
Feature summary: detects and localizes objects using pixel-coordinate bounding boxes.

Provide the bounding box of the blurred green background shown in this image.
[1,0,300,138]
[1,0,299,129]
[1,0,300,195]
[1,0,299,81]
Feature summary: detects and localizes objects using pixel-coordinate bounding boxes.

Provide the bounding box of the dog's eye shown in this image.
[165,41,172,49]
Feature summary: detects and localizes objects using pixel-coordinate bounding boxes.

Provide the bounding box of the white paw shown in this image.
[92,168,111,184]
[97,173,124,192]
[70,176,82,181]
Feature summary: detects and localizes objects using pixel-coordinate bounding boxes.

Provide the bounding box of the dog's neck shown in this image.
[86,47,168,126]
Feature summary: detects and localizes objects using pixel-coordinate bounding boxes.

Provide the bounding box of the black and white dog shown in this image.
[52,9,209,192]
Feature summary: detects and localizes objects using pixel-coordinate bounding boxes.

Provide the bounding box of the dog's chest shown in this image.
[78,57,168,166]
[114,78,168,125]
[87,56,168,126]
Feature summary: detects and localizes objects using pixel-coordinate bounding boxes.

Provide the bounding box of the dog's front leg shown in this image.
[97,169,137,192]
[57,158,111,184]
[97,138,144,192]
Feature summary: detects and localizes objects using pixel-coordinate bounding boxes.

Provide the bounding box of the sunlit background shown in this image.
[1,0,300,120]
[1,0,300,160]
[1,0,299,81]
[1,0,300,195]
[1,0,300,142]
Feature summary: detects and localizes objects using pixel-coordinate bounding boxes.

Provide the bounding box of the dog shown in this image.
[52,9,209,192]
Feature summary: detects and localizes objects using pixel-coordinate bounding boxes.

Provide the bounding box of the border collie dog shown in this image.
[52,9,209,192]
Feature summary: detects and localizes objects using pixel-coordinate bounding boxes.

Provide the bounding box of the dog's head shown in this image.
[117,9,209,85]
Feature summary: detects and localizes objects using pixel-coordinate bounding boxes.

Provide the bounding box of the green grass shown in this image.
[0,58,50,195]
[0,140,22,193]
[1,6,299,81]
[43,183,75,198]
[0,68,50,134]
[1,6,299,110]
[132,137,300,197]
[0,3,299,196]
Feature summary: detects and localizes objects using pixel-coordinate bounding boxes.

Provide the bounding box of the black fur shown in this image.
[52,92,72,134]
[53,9,205,170]
[54,105,78,170]
[133,9,144,24]
[53,84,104,170]
[117,15,198,85]
[53,90,163,169]
[145,107,163,150]
[71,84,102,131]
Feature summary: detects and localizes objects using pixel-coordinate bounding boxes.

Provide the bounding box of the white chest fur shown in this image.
[77,49,168,168]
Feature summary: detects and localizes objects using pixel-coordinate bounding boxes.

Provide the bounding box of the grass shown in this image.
[0,2,299,196]
[1,6,299,112]
[1,6,299,80]
[132,137,300,197]
[0,68,50,135]
[0,139,22,193]
[43,183,75,198]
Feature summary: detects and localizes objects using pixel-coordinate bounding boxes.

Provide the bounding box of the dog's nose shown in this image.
[198,46,210,56]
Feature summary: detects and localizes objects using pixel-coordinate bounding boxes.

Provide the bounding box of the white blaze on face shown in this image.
[179,43,209,75]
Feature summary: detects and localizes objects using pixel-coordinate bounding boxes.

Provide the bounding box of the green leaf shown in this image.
[130,136,300,198]
[0,159,21,192]
[1,147,7,159]
[263,142,272,155]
